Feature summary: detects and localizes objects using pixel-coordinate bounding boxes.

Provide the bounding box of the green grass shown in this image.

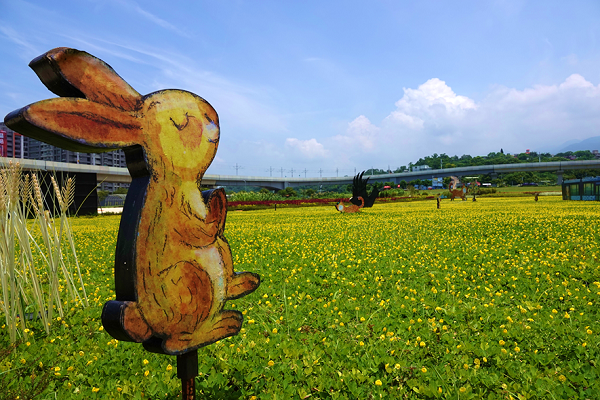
[1,197,599,399]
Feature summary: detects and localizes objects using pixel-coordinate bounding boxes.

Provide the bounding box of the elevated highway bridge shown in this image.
[3,157,600,191]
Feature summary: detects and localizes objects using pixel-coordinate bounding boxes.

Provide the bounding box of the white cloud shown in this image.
[285,138,329,159]
[0,26,40,59]
[332,115,380,151]
[559,73,594,90]
[320,74,600,169]
[394,78,477,117]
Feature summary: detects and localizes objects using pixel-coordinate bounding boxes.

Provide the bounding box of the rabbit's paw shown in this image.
[123,302,153,342]
[162,310,243,353]
[227,272,260,300]
[102,300,151,343]
[206,310,244,340]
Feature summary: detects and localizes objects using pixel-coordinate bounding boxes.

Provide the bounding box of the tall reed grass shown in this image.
[0,161,88,343]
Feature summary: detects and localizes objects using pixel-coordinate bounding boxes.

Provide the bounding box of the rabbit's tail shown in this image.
[102,300,151,343]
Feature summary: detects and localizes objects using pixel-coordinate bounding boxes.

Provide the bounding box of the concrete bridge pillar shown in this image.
[556,171,563,185]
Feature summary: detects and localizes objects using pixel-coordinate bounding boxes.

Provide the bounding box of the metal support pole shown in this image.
[177,350,198,400]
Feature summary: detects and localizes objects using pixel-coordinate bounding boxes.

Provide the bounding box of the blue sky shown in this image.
[2,0,600,177]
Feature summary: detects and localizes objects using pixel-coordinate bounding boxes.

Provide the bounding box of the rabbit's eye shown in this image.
[170,113,192,131]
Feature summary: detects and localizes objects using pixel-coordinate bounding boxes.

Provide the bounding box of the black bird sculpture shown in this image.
[349,172,379,208]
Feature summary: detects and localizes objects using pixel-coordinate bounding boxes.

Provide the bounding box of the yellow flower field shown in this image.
[1,196,599,399]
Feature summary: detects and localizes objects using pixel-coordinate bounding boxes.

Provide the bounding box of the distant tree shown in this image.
[278,187,297,197]
[399,180,407,189]
[113,187,128,194]
[97,190,109,203]
[259,188,270,194]
[500,148,504,154]
[574,150,595,160]
[304,188,316,197]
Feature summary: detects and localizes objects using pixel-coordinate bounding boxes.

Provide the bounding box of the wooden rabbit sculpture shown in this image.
[335,196,364,213]
[4,48,260,355]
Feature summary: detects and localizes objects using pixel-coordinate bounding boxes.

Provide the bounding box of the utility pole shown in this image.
[319,168,323,178]
[336,168,339,177]
[233,163,243,175]
[303,168,308,178]
[267,166,274,177]
[279,167,284,177]
[290,168,295,177]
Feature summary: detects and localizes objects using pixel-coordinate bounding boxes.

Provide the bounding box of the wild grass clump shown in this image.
[0,161,87,343]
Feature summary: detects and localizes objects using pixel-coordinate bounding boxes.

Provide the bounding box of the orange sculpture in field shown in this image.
[335,196,364,213]
[448,176,467,201]
[4,47,260,356]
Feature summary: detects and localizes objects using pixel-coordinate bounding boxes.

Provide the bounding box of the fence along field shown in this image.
[1,196,599,399]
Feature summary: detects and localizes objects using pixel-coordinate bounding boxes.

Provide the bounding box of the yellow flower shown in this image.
[421,367,427,373]
[268,360,275,367]
[375,379,382,386]
[272,328,277,334]
[499,340,505,346]
[54,366,60,372]
[587,329,592,335]
[79,351,84,356]
[166,364,173,372]
[558,374,566,383]
[419,341,426,347]
[144,370,150,377]
[459,387,466,393]
[143,359,149,365]
[514,347,520,353]
[92,387,99,393]
[359,341,364,346]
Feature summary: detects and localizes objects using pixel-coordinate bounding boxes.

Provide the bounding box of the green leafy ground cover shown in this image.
[1,196,599,399]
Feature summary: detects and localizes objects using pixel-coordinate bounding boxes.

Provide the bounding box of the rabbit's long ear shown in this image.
[29,47,142,111]
[5,98,142,152]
